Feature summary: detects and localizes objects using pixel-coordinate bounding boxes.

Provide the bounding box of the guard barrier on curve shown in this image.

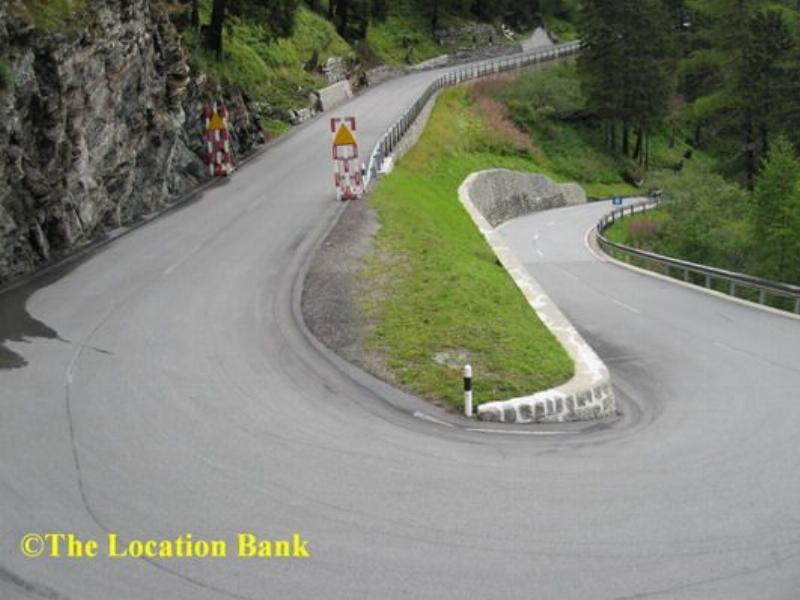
[364,41,582,188]
[596,198,800,315]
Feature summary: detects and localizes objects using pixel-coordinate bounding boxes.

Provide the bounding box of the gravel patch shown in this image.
[301,199,394,382]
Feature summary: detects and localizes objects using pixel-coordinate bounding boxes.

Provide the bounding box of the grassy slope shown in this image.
[358,64,728,409]
[10,0,87,34]
[366,11,445,66]
[187,4,354,128]
[481,65,643,197]
[360,87,575,409]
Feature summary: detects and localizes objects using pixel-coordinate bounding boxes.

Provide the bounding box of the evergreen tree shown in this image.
[578,0,677,166]
[331,0,370,39]
[204,0,300,57]
[684,0,796,187]
[751,137,800,283]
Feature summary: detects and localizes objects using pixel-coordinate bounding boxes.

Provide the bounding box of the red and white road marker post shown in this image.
[331,117,364,201]
[203,102,234,177]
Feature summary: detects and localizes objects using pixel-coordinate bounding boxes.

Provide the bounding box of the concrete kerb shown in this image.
[458,170,616,424]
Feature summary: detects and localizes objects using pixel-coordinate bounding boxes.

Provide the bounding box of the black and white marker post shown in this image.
[463,364,473,417]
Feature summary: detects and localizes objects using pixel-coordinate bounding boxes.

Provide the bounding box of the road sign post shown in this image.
[331,117,364,201]
[203,102,234,177]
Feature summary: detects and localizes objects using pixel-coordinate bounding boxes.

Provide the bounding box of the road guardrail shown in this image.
[364,41,582,187]
[596,198,800,315]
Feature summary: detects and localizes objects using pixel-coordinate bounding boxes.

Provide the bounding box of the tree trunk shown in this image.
[610,122,617,153]
[190,0,199,28]
[633,128,644,162]
[205,0,226,58]
[744,115,756,190]
[693,123,702,147]
[622,122,630,157]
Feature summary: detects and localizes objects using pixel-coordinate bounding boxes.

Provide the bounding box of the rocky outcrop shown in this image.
[434,24,522,63]
[0,0,264,285]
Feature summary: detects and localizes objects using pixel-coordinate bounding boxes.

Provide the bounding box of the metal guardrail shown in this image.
[596,199,800,315]
[364,41,582,187]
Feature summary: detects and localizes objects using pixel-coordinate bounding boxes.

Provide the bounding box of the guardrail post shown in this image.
[705,275,711,288]
[730,282,737,297]
[795,298,800,314]
[758,290,766,305]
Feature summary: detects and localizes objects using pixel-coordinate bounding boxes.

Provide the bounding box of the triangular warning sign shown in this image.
[333,124,356,146]
[208,112,226,131]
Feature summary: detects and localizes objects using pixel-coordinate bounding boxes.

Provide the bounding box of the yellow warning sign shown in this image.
[208,112,226,131]
[333,124,357,146]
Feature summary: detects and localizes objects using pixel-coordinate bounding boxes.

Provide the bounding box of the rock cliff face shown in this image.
[0,0,264,285]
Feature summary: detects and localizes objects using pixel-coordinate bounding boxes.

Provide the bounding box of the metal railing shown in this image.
[596,198,800,315]
[364,41,582,187]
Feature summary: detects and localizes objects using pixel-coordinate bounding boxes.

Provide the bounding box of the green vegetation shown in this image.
[574,0,800,291]
[11,0,86,33]
[364,10,449,65]
[483,64,666,197]
[578,0,678,169]
[186,4,354,114]
[360,86,577,408]
[605,138,800,287]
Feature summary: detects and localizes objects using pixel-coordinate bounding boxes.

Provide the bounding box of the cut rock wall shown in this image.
[0,0,264,285]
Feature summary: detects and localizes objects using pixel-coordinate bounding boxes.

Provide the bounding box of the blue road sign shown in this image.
[612,196,624,206]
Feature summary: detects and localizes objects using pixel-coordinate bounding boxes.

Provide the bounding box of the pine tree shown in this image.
[578,0,677,166]
[751,137,800,283]
[684,0,796,187]
[204,0,300,57]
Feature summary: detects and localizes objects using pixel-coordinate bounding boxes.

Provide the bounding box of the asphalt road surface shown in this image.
[2,64,800,599]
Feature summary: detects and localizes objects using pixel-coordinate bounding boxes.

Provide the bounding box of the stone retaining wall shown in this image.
[316,80,354,112]
[467,169,587,227]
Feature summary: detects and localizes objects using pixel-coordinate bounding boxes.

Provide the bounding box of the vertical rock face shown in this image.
[0,0,263,285]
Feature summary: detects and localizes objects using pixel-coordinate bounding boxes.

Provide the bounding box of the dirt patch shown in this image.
[301,199,395,384]
[467,80,536,154]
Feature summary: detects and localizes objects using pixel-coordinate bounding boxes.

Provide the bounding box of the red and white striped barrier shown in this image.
[203,102,234,177]
[331,117,364,201]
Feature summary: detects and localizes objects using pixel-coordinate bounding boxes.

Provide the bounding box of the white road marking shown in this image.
[611,298,642,315]
[412,411,455,428]
[466,428,579,436]
[583,225,607,262]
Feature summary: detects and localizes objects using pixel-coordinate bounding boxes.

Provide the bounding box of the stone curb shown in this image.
[458,170,616,423]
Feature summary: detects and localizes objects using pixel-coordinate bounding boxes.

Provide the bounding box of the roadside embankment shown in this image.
[459,170,616,423]
[305,86,577,411]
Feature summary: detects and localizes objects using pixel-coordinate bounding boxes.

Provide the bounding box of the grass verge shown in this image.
[187,4,354,114]
[360,86,575,409]
[11,0,86,34]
